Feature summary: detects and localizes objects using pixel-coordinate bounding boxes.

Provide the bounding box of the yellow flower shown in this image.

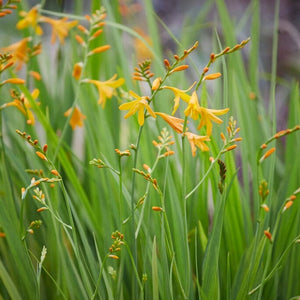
[0,37,31,71]
[83,74,125,107]
[16,5,43,35]
[184,132,210,156]
[162,83,195,115]
[1,89,39,125]
[119,91,156,126]
[198,106,229,136]
[64,106,86,130]
[184,91,201,120]
[40,16,78,44]
[155,112,186,134]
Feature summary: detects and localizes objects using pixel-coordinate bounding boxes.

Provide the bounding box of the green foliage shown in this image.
[0,0,299,299]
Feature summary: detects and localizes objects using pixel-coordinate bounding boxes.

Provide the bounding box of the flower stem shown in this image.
[130,124,143,297]
[91,254,109,300]
[181,115,191,293]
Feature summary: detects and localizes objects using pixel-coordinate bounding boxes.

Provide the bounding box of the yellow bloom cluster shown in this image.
[16,5,78,44]
[118,58,230,156]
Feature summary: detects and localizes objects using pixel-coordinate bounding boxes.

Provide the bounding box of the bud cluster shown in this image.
[108,231,125,259]
[133,60,154,81]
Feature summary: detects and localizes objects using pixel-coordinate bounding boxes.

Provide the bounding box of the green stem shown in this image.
[91,254,109,300]
[249,234,300,296]
[130,124,143,297]
[135,146,162,238]
[118,157,123,229]
[181,116,191,293]
[185,147,222,200]
[49,9,94,163]
[124,243,144,294]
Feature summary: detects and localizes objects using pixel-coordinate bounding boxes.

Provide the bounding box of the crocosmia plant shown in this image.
[0,0,299,299]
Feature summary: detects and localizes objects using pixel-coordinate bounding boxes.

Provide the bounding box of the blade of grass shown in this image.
[202,169,238,299]
[152,236,159,300]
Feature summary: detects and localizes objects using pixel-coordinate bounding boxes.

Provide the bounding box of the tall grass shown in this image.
[0,0,299,299]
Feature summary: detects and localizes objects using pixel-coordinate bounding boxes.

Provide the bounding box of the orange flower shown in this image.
[1,89,39,125]
[16,5,43,35]
[0,37,31,71]
[155,111,186,134]
[40,16,78,44]
[83,74,125,107]
[184,132,210,156]
[119,91,156,126]
[64,106,86,130]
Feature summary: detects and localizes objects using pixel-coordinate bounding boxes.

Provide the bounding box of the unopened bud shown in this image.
[36,151,47,161]
[152,77,161,90]
[164,59,170,69]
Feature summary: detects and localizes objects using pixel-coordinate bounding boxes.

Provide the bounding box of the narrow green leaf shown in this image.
[152,236,159,300]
